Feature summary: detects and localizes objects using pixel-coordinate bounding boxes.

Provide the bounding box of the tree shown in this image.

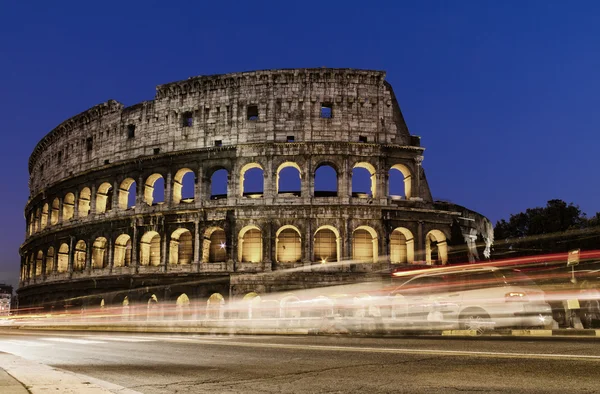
[494,199,600,257]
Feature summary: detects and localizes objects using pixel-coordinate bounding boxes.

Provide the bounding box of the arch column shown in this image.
[417,221,424,262]
[412,156,423,200]
[131,221,139,272]
[193,219,200,268]
[68,236,75,278]
[90,184,97,215]
[111,180,119,211]
[85,239,92,272]
[161,229,168,272]
[107,236,114,272]
[73,189,80,220]
[165,171,173,207]
[136,175,144,207]
[195,166,203,205]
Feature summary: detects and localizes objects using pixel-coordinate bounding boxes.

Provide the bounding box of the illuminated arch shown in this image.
[144,173,165,206]
[78,187,91,217]
[114,234,132,267]
[96,182,113,213]
[92,237,108,269]
[206,293,225,319]
[238,225,262,263]
[390,227,415,264]
[352,162,377,198]
[389,164,412,200]
[140,231,161,266]
[276,162,302,195]
[118,178,136,210]
[276,225,302,263]
[57,243,69,272]
[239,162,264,196]
[50,198,60,225]
[314,162,338,197]
[173,168,195,204]
[41,203,48,229]
[35,250,43,277]
[169,228,193,265]
[313,225,341,263]
[74,240,87,271]
[426,229,448,265]
[45,247,55,274]
[63,193,75,221]
[202,227,227,263]
[352,225,379,263]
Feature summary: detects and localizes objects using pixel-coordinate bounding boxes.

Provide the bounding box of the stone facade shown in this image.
[18,68,493,311]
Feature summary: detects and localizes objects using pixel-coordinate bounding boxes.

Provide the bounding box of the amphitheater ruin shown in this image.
[18,68,493,315]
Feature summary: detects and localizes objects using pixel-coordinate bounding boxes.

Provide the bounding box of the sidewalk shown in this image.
[0,352,141,394]
[0,366,28,394]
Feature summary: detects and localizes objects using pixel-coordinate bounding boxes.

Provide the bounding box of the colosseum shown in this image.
[18,68,493,313]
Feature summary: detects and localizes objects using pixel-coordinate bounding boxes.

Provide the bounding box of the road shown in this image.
[1,329,599,393]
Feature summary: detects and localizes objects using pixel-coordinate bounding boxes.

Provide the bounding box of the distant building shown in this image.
[0,284,13,315]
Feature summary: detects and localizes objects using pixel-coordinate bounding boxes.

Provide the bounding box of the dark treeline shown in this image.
[493,199,600,258]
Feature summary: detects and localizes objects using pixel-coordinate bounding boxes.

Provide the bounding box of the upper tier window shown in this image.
[247,105,258,121]
[86,137,93,151]
[182,112,193,127]
[127,124,135,139]
[320,103,332,119]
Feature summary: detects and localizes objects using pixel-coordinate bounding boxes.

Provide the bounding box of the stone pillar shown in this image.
[85,238,93,272]
[90,184,97,215]
[413,155,423,200]
[52,242,59,273]
[58,198,64,223]
[68,236,75,277]
[73,188,80,220]
[112,180,119,211]
[165,171,173,207]
[107,236,114,272]
[193,218,200,267]
[136,175,144,207]
[131,220,139,271]
[195,166,203,205]
[417,221,424,262]
[161,227,168,272]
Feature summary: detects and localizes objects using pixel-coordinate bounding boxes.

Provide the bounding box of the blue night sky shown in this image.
[1,1,599,287]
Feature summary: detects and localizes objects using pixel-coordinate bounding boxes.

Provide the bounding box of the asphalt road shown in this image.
[1,329,599,393]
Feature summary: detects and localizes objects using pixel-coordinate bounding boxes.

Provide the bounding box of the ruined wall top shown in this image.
[28,68,417,194]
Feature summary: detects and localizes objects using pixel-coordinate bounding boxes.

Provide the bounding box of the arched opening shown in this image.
[276,225,301,263]
[314,164,338,197]
[240,163,264,197]
[352,226,378,264]
[206,293,225,319]
[74,240,87,271]
[314,226,340,263]
[92,237,108,269]
[202,227,227,263]
[41,203,48,229]
[146,294,159,320]
[78,187,91,217]
[243,292,261,319]
[352,162,376,198]
[144,174,165,206]
[175,293,191,320]
[114,234,132,267]
[35,251,43,277]
[390,227,415,264]
[276,162,301,196]
[63,193,75,221]
[50,198,60,225]
[238,226,262,263]
[45,247,55,274]
[389,164,412,200]
[173,168,195,204]
[426,230,448,265]
[119,178,136,210]
[210,168,228,200]
[34,208,40,232]
[57,243,69,272]
[280,294,301,319]
[96,183,113,213]
[169,228,193,265]
[140,231,161,266]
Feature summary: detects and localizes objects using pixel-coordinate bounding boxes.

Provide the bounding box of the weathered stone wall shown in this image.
[19,68,491,309]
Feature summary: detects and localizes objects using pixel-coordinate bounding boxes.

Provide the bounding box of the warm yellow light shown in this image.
[321,258,327,264]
